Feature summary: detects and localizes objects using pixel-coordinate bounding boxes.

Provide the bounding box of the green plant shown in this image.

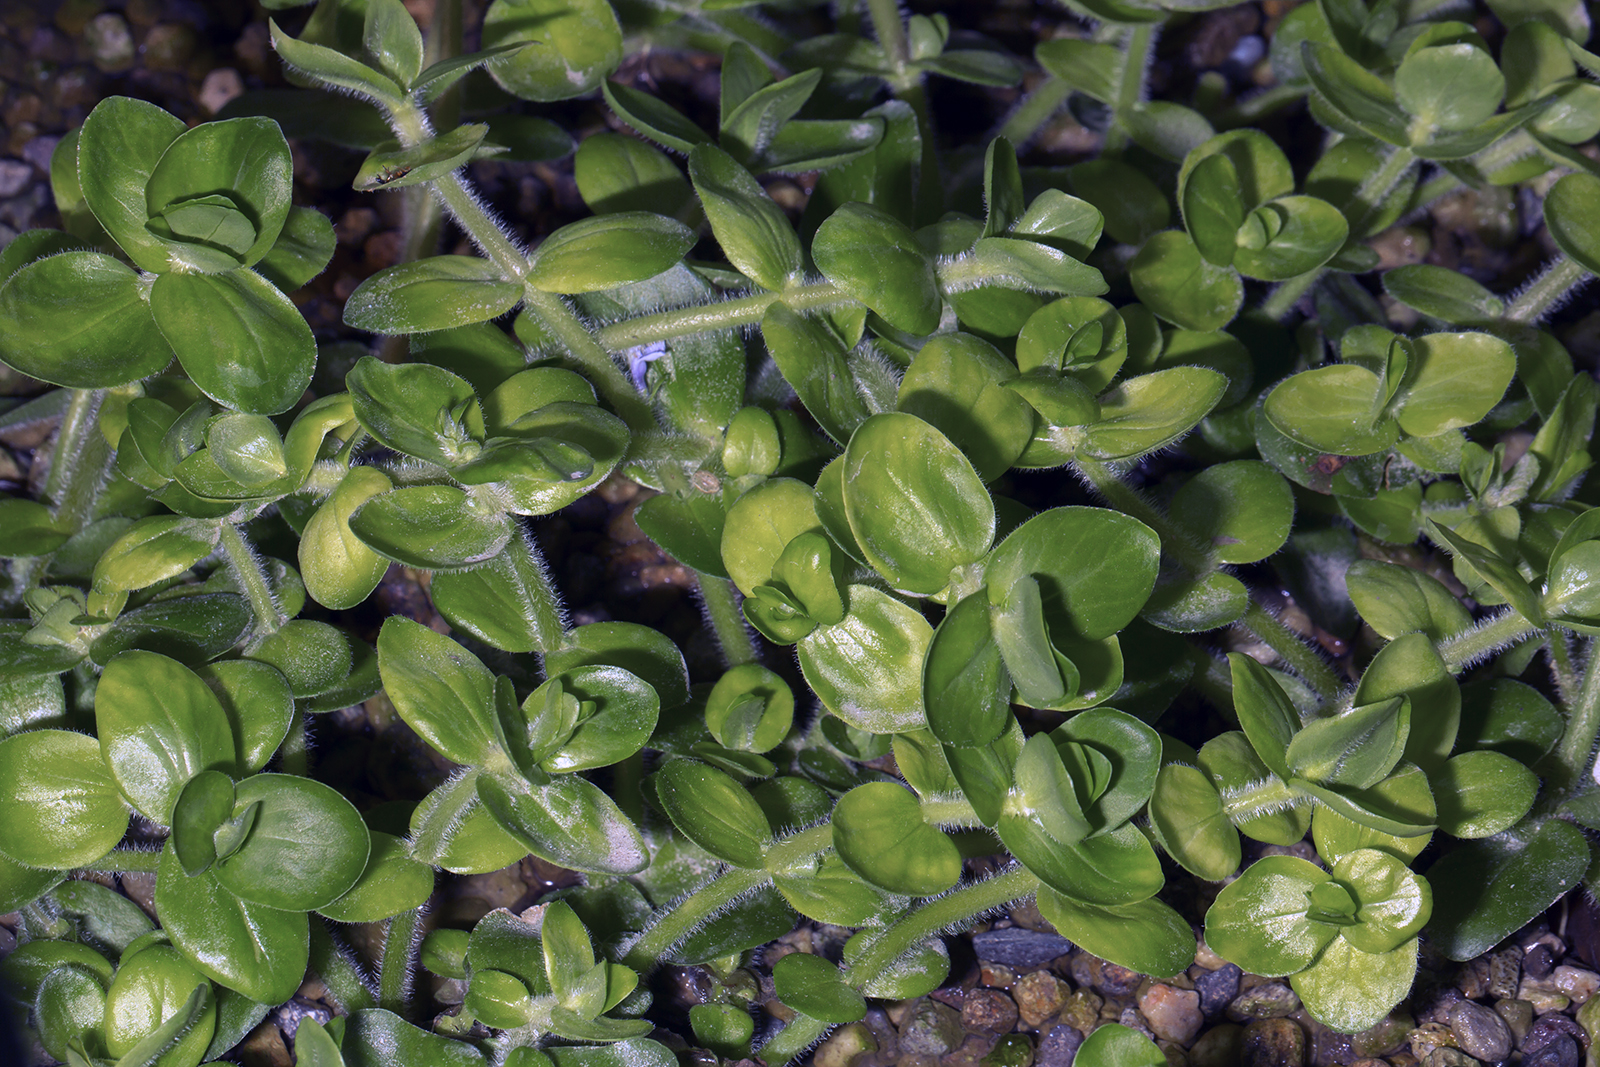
[3,0,1600,1062]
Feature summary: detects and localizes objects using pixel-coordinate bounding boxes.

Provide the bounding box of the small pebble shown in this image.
[1227,982,1300,1022]
[1188,1024,1242,1067]
[1033,1025,1083,1067]
[971,929,1074,970]
[898,999,962,1056]
[84,12,135,72]
[814,1023,876,1067]
[1195,964,1240,1018]
[1013,972,1067,1028]
[1523,1035,1580,1067]
[0,160,29,197]
[1495,999,1534,1043]
[1058,990,1101,1033]
[1098,963,1144,997]
[1449,1001,1512,1063]
[961,990,1019,1035]
[1139,984,1202,1045]
[1352,1011,1413,1057]
[1526,945,1556,980]
[980,962,1017,989]
[1411,1022,1460,1060]
[1553,965,1600,1004]
[1241,1017,1305,1067]
[982,1034,1033,1067]
[1488,947,1524,999]
[199,68,244,115]
[1523,1013,1586,1056]
[1424,1050,1481,1066]
[141,22,198,71]
[1520,981,1572,1015]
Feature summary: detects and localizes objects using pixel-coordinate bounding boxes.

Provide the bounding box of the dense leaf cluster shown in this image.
[2,0,1600,1063]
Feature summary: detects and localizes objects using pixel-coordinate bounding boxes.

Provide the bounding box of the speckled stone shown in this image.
[971,929,1074,970]
[1013,972,1067,1028]
[981,963,1017,989]
[1352,1011,1414,1058]
[1242,1018,1305,1067]
[1139,984,1203,1045]
[1058,991,1101,1034]
[962,990,1019,1035]
[1227,983,1300,1022]
[1519,981,1571,1015]
[900,1000,964,1056]
[1411,1022,1460,1060]
[1034,1025,1083,1067]
[1098,962,1144,997]
[83,12,134,72]
[1449,1001,1511,1064]
[1525,946,1556,980]
[1488,948,1522,1000]
[1188,1024,1243,1067]
[1423,1049,1481,1066]
[1195,964,1241,1018]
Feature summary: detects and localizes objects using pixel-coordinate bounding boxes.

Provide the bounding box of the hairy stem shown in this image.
[1241,601,1341,702]
[1437,609,1542,674]
[1549,637,1600,796]
[218,522,287,643]
[1220,774,1302,823]
[593,281,852,350]
[697,571,756,667]
[14,388,111,593]
[73,848,162,874]
[1505,257,1592,325]
[280,708,309,777]
[1551,632,1579,707]
[619,867,768,972]
[311,921,379,1014]
[521,287,657,434]
[760,866,1039,1064]
[995,76,1074,149]
[1259,267,1323,322]
[380,906,423,1017]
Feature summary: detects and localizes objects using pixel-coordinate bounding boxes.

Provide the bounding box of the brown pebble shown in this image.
[1242,1017,1305,1067]
[1012,971,1066,1028]
[961,989,1018,1034]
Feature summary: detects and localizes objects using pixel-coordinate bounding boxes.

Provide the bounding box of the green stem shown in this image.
[218,522,286,643]
[72,848,162,874]
[1505,257,1592,325]
[1219,774,1302,823]
[1436,609,1543,674]
[761,824,834,870]
[995,75,1073,149]
[620,867,768,971]
[1548,637,1600,796]
[864,0,910,70]
[1347,145,1417,239]
[1551,632,1579,707]
[379,907,423,1017]
[310,921,379,1014]
[594,282,851,350]
[696,571,756,667]
[918,795,984,828]
[760,866,1039,1064]
[1104,24,1156,157]
[1259,268,1324,322]
[1241,601,1341,701]
[44,388,110,533]
[520,287,656,434]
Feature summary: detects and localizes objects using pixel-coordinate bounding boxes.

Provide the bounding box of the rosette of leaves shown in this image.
[0,650,418,1004]
[1301,37,1549,162]
[0,97,332,415]
[1204,849,1431,1031]
[330,356,626,647]
[378,617,658,875]
[456,904,647,1042]
[0,932,248,1067]
[1262,325,1516,463]
[1131,131,1350,331]
[719,413,1165,738]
